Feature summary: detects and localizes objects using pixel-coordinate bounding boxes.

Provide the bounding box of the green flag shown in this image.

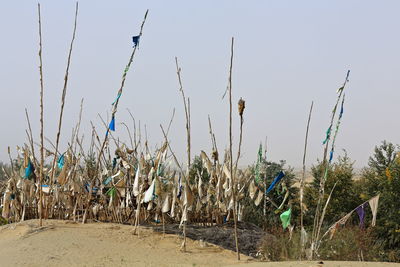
[280,208,291,229]
[255,144,263,184]
[106,187,116,198]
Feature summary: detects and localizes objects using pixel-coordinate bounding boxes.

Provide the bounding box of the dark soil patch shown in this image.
[145,221,265,257]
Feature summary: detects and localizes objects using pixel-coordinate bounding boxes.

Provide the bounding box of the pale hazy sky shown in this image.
[1,1,399,169]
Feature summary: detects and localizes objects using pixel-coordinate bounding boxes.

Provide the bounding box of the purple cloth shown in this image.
[356,203,366,228]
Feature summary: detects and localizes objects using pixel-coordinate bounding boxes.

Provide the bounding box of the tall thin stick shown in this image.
[96,10,148,169]
[83,10,149,224]
[7,147,14,175]
[72,98,84,155]
[175,57,191,252]
[227,37,240,260]
[50,2,79,185]
[311,71,350,258]
[234,98,245,174]
[24,109,38,168]
[126,109,138,150]
[300,101,313,259]
[38,3,44,226]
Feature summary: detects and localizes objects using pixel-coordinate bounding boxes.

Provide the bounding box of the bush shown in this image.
[258,226,382,262]
[358,141,400,261]
[258,228,301,261]
[0,212,7,226]
[318,226,382,261]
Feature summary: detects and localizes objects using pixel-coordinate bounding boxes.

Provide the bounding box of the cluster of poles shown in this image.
[0,3,372,261]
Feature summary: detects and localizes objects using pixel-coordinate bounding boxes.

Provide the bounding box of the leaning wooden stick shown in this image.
[311,70,350,258]
[127,108,139,151]
[95,9,149,170]
[24,109,38,168]
[175,57,191,252]
[7,147,14,175]
[50,2,79,185]
[72,98,84,155]
[300,101,313,259]
[227,37,240,260]
[82,10,149,224]
[234,98,245,174]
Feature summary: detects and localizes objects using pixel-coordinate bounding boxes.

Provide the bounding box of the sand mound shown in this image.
[0,220,399,267]
[0,219,249,267]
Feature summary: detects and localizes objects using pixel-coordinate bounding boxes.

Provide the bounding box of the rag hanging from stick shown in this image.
[82,9,149,225]
[329,94,345,163]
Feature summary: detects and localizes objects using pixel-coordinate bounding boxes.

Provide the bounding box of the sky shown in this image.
[0,1,399,169]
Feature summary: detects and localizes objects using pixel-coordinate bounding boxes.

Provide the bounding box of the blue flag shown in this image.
[24,160,34,179]
[109,117,115,131]
[266,171,285,194]
[339,104,344,119]
[329,149,334,163]
[132,35,140,47]
[57,154,65,169]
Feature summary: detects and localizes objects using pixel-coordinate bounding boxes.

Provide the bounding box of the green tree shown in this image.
[359,141,400,260]
[304,152,360,229]
[188,155,210,185]
[242,159,297,230]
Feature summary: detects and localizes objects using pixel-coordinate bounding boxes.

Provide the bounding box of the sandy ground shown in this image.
[0,220,399,267]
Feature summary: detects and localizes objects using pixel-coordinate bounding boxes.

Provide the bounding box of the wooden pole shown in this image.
[82,10,149,224]
[126,109,138,151]
[175,57,191,252]
[227,37,240,260]
[7,147,14,175]
[263,138,267,218]
[49,2,79,186]
[24,110,38,168]
[24,109,38,222]
[300,101,313,259]
[311,71,349,258]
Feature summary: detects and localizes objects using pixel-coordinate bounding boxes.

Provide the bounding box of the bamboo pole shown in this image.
[227,37,240,260]
[300,101,313,259]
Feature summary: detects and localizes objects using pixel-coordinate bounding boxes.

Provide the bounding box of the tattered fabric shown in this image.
[280,208,291,229]
[356,203,366,228]
[132,35,140,47]
[24,160,34,179]
[369,195,380,227]
[266,171,285,194]
[57,154,65,169]
[109,117,115,131]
